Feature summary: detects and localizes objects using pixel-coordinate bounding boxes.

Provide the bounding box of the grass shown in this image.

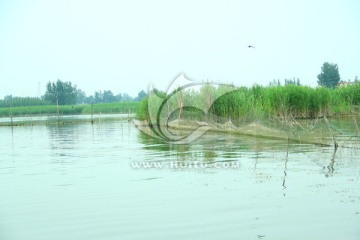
[81,102,139,114]
[136,83,360,121]
[0,102,140,117]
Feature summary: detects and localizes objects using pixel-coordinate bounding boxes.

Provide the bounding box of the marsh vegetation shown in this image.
[136,83,360,122]
[0,102,139,117]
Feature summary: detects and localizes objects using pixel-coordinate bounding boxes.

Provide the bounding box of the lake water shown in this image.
[0,117,359,240]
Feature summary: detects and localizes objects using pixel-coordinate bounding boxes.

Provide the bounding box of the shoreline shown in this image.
[0,113,134,127]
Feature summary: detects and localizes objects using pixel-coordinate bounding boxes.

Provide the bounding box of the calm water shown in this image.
[0,118,359,240]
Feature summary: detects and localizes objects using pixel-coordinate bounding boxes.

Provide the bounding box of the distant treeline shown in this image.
[0,96,50,108]
[0,79,147,108]
[42,79,147,105]
[0,93,143,108]
[0,102,139,117]
[137,83,360,121]
[79,90,146,104]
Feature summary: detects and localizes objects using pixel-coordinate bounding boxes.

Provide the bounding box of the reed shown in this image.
[136,84,360,121]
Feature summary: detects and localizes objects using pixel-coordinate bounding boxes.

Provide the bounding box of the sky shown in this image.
[0,0,359,98]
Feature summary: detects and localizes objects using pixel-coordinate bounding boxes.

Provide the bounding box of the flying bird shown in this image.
[248,45,256,48]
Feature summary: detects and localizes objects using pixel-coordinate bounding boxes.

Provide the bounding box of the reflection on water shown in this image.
[282,148,289,196]
[325,149,337,178]
[0,119,359,240]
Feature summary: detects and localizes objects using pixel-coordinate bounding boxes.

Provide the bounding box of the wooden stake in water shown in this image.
[91,103,94,124]
[57,99,60,124]
[354,116,360,135]
[10,95,13,127]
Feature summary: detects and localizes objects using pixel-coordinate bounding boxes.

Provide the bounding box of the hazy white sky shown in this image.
[0,0,359,98]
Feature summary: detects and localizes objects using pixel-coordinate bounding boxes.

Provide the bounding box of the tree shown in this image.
[76,89,86,104]
[85,95,94,104]
[44,79,77,105]
[94,91,103,103]
[121,93,133,102]
[89,90,116,103]
[103,90,116,103]
[269,79,280,86]
[284,77,301,86]
[115,93,123,102]
[134,90,147,102]
[317,62,341,88]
